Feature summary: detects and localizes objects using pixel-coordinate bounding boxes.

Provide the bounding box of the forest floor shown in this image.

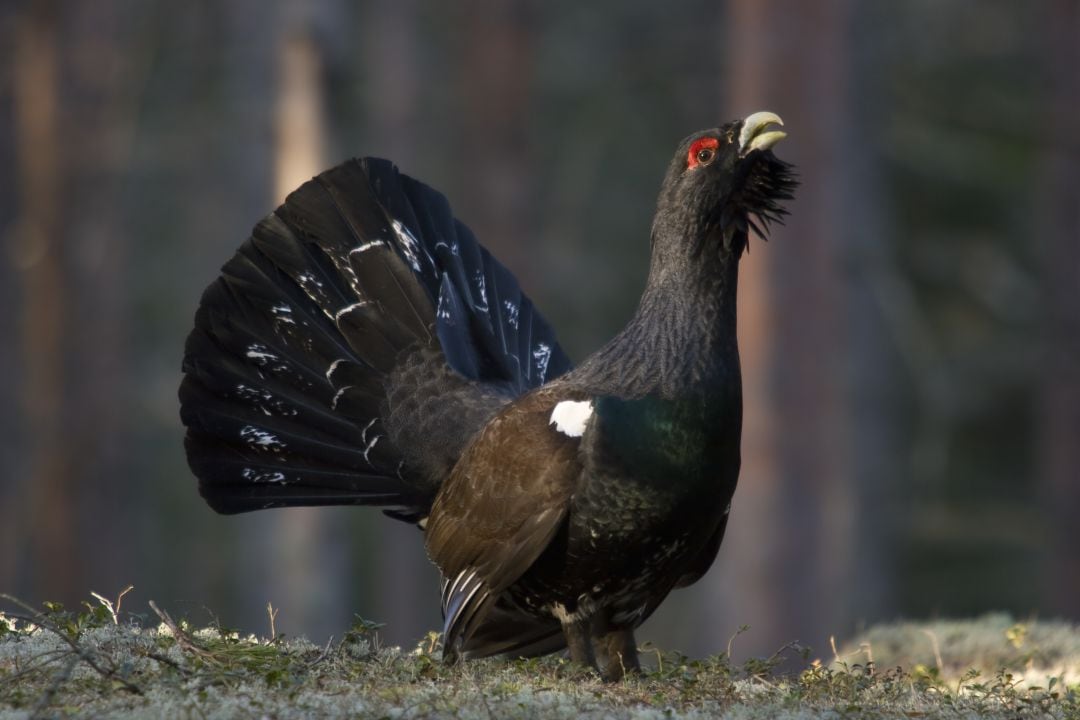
[1,593,1078,719]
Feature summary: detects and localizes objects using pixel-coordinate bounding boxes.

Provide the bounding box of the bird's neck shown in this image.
[572,229,745,400]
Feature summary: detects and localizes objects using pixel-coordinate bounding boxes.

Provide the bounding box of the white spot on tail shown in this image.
[503,300,519,329]
[549,400,593,438]
[350,240,386,255]
[242,467,286,484]
[361,417,378,443]
[326,358,347,382]
[245,344,293,375]
[362,434,381,465]
[436,289,453,321]
[296,272,331,318]
[235,384,296,417]
[391,219,423,272]
[245,345,277,365]
[533,342,552,382]
[334,302,368,323]
[473,270,488,313]
[330,386,352,411]
[270,303,296,325]
[297,272,323,289]
[240,425,286,451]
[434,240,460,256]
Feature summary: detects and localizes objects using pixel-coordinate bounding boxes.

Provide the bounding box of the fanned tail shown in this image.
[180,158,571,519]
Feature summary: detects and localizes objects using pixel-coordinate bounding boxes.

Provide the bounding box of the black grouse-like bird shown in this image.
[180,111,795,680]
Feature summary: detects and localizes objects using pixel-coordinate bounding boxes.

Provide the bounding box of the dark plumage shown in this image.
[180,112,796,680]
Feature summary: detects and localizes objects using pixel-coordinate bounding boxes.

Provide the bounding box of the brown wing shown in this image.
[424,387,588,653]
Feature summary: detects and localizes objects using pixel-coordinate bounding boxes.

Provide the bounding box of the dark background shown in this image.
[1,0,1077,661]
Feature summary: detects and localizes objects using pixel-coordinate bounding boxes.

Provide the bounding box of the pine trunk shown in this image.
[711,0,856,660]
[1038,0,1080,618]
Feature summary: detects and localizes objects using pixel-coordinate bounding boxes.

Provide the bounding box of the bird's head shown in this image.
[652,111,797,259]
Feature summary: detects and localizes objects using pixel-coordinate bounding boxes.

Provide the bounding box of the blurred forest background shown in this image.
[1,0,1077,662]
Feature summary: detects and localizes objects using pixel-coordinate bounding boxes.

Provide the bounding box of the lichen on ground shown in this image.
[843,612,1080,688]
[1,594,1077,719]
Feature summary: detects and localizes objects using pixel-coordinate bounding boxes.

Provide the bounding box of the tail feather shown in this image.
[183,328,363,440]
[181,157,571,519]
[181,340,398,471]
[186,440,410,512]
[253,202,434,371]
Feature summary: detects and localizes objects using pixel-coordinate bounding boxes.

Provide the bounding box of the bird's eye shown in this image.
[687,137,720,168]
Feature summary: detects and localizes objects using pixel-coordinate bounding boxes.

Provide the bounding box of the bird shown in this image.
[179,111,796,681]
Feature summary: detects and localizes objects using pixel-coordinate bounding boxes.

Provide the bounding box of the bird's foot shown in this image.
[596,627,641,682]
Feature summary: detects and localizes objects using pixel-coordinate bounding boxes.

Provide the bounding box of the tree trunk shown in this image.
[450,1,536,278]
[0,3,22,594]
[6,0,147,604]
[1038,0,1080,618]
[708,0,857,661]
[11,1,73,602]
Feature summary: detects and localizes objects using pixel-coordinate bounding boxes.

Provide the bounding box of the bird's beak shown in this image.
[738,111,786,155]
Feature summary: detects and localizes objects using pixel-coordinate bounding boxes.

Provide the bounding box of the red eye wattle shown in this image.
[687,137,719,168]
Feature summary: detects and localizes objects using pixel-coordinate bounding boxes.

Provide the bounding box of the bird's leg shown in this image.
[561,617,598,673]
[594,626,640,682]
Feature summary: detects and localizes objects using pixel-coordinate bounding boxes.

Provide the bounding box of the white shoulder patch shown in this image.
[549,399,593,438]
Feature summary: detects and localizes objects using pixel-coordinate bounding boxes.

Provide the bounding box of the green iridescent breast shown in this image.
[587,393,741,491]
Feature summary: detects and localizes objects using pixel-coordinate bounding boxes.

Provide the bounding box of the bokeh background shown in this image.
[1,0,1077,662]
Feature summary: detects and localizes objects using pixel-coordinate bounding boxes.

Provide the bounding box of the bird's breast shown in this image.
[582,392,741,501]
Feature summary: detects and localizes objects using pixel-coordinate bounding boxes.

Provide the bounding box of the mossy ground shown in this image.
[1,593,1077,719]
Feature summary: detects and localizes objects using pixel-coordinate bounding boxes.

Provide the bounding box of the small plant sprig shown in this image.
[0,591,144,698]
